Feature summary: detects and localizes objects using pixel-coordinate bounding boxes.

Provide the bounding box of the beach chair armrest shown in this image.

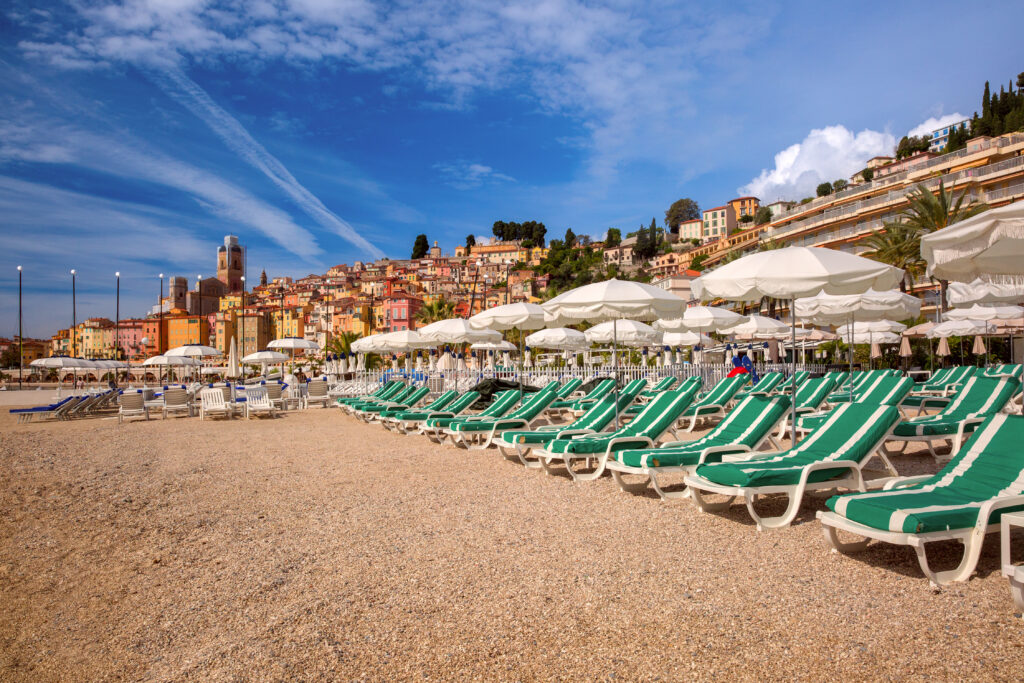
[698,444,753,465]
[979,495,1024,538]
[553,428,596,439]
[878,474,934,490]
[953,417,988,453]
[425,411,456,419]
[692,403,723,416]
[604,436,654,459]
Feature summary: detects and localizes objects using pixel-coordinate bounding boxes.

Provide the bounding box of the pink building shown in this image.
[116,319,148,360]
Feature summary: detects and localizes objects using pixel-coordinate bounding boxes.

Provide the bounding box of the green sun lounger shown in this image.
[420,390,520,441]
[378,389,457,420]
[684,403,901,530]
[555,377,583,398]
[827,369,895,404]
[493,378,648,467]
[336,380,404,406]
[982,363,1022,380]
[638,375,678,400]
[679,374,750,431]
[354,385,430,421]
[622,376,701,415]
[443,388,560,449]
[777,370,810,393]
[735,372,784,400]
[884,376,1018,462]
[608,394,791,500]
[343,383,417,413]
[531,384,700,482]
[771,375,837,439]
[797,376,912,433]
[910,365,976,396]
[549,378,616,414]
[382,390,482,433]
[819,413,1024,586]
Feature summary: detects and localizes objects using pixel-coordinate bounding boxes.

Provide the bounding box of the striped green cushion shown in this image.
[639,376,678,398]
[615,395,791,468]
[983,364,1022,380]
[424,390,517,429]
[549,379,615,410]
[382,390,457,418]
[555,378,583,398]
[450,390,557,432]
[827,414,1024,533]
[681,374,748,416]
[543,386,698,455]
[357,386,429,414]
[389,391,480,421]
[893,377,1018,438]
[695,404,900,488]
[794,376,836,412]
[739,372,783,396]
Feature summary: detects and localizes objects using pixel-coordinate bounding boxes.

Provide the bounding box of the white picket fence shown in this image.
[326,363,827,397]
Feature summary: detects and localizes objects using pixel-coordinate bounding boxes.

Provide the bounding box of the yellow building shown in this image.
[273,305,308,339]
[219,294,243,311]
[728,196,760,221]
[166,315,211,349]
[236,311,271,357]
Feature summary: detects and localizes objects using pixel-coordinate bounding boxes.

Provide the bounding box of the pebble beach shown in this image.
[1,405,1022,681]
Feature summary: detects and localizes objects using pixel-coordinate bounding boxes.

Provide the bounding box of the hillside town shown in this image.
[4,111,1024,366]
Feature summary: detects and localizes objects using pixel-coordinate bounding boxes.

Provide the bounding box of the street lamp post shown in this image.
[115,271,120,383]
[159,273,164,355]
[17,266,22,390]
[504,259,513,305]
[70,269,76,357]
[240,276,246,357]
[468,259,483,315]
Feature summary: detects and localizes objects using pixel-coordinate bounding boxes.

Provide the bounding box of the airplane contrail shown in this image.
[149,66,385,259]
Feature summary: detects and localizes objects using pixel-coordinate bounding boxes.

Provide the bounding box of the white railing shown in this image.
[326,363,827,397]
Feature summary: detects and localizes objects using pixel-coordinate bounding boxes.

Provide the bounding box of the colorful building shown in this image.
[701,205,736,241]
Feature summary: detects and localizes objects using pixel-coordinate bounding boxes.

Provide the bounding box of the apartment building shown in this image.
[699,131,1024,295]
[677,218,702,241]
[701,205,736,241]
[929,119,970,152]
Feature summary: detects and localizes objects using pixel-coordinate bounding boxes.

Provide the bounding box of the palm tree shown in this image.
[884,181,987,308]
[860,221,923,293]
[325,331,361,357]
[416,298,457,325]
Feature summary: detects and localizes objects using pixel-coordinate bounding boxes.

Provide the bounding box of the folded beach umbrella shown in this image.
[899,336,912,358]
[972,335,987,356]
[693,246,903,443]
[937,337,951,357]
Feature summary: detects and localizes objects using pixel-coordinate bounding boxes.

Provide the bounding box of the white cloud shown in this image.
[16,2,770,188]
[739,125,895,202]
[434,161,515,190]
[907,112,967,138]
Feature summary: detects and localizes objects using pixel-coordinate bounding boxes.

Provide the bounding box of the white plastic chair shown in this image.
[200,388,232,420]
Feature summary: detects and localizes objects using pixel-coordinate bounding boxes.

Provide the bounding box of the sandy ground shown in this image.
[1,403,1023,682]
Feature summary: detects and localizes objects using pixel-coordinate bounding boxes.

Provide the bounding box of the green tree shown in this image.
[832,178,848,192]
[895,135,931,160]
[688,254,707,271]
[860,222,924,293]
[738,214,754,224]
[465,234,476,253]
[816,181,833,197]
[605,227,621,247]
[754,206,773,225]
[890,181,988,308]
[325,331,361,357]
[416,298,458,325]
[861,167,874,183]
[564,228,577,248]
[665,198,701,234]
[411,234,430,259]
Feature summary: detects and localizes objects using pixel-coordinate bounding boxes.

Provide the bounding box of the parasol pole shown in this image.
[613,318,620,430]
[790,299,797,445]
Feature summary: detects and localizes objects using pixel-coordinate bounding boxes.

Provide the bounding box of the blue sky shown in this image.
[2,0,1023,337]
